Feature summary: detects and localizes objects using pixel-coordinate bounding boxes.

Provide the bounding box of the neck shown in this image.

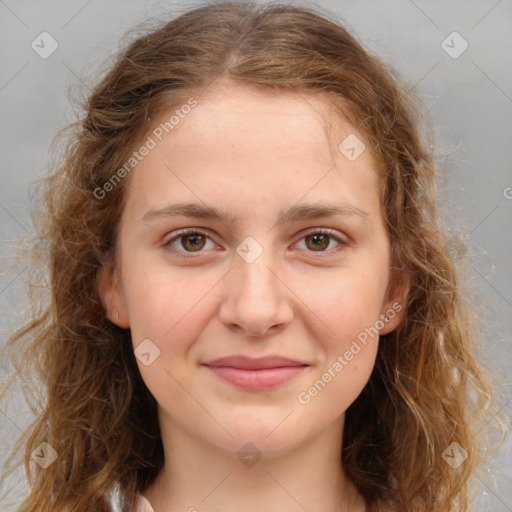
[143,412,365,512]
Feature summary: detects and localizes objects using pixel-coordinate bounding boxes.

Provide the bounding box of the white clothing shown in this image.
[135,494,155,512]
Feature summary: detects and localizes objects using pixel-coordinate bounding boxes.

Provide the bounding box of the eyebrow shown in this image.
[141,201,371,226]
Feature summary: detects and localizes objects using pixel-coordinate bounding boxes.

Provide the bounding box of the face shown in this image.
[99,85,407,458]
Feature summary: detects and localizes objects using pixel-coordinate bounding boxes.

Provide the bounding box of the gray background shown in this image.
[1,0,511,510]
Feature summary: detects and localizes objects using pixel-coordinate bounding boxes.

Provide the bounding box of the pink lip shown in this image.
[201,355,309,390]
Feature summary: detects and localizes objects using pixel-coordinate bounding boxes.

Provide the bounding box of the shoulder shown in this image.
[107,483,155,512]
[135,494,155,512]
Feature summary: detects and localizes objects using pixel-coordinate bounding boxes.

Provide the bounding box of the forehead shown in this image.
[122,86,382,226]
[156,86,358,161]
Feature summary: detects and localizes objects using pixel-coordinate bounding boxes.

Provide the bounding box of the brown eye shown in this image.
[180,233,206,252]
[305,233,330,251]
[164,229,216,255]
[295,229,345,255]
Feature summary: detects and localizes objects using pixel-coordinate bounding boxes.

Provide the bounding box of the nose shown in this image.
[218,244,294,337]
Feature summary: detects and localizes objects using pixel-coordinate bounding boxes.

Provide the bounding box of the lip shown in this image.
[203,355,307,369]
[201,355,309,390]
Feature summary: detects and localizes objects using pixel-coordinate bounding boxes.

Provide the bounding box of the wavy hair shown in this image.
[1,2,506,511]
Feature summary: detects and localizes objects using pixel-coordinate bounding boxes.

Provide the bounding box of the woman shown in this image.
[1,2,505,511]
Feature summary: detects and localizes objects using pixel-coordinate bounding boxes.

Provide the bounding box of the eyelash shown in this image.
[162,228,347,258]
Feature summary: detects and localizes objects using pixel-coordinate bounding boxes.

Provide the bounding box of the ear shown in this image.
[378,268,411,336]
[96,258,130,329]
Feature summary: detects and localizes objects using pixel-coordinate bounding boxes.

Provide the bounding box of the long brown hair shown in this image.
[1,2,506,511]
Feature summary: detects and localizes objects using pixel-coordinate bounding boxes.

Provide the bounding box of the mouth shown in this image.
[201,355,309,390]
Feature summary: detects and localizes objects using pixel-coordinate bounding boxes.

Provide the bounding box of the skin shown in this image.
[99,84,408,512]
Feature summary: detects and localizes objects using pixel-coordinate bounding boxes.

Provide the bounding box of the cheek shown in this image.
[308,346,379,422]
[125,272,215,409]
[124,267,217,358]
[301,268,384,402]
[304,267,387,341]
[299,318,380,420]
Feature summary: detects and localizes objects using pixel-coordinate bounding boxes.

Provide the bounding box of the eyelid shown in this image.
[162,226,348,257]
[293,227,347,255]
[162,228,219,255]
[299,227,347,243]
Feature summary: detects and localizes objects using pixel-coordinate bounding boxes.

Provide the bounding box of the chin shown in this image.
[209,418,310,460]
